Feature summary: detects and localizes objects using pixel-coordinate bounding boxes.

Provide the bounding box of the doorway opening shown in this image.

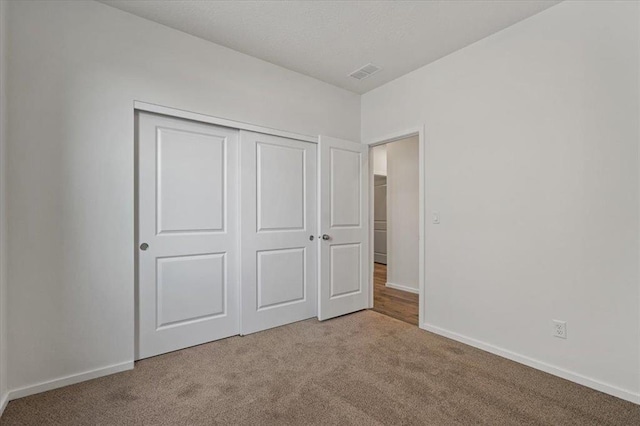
[369,134,422,326]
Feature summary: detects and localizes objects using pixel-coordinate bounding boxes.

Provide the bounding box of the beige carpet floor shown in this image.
[2,310,639,425]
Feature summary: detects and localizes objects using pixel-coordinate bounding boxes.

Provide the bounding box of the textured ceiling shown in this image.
[99,0,560,94]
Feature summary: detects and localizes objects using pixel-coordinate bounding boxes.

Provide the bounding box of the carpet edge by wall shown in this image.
[421,322,640,405]
[7,361,134,402]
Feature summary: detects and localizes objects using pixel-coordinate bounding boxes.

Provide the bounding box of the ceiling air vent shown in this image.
[349,63,381,80]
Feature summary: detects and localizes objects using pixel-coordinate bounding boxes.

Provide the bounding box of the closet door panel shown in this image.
[318,135,369,321]
[240,131,317,334]
[137,112,239,359]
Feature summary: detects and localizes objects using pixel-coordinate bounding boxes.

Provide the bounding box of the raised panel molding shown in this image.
[330,147,361,228]
[257,247,306,310]
[156,127,226,234]
[330,243,361,298]
[256,142,306,232]
[156,253,226,328]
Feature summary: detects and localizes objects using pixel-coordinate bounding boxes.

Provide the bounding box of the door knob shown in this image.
[309,235,314,241]
[140,243,149,251]
[322,234,330,241]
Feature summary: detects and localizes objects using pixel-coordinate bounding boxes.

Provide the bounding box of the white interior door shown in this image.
[240,131,317,334]
[137,112,239,359]
[318,135,369,320]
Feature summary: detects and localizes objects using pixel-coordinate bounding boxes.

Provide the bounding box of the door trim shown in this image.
[365,126,426,328]
[134,100,318,144]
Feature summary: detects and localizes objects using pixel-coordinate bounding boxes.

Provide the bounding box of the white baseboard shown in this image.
[0,392,8,417]
[385,281,419,294]
[374,254,387,264]
[7,361,134,401]
[421,322,640,405]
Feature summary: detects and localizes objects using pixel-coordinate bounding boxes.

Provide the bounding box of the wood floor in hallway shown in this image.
[371,263,419,325]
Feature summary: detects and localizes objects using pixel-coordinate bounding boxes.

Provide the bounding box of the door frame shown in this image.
[364,126,426,328]
[134,101,318,144]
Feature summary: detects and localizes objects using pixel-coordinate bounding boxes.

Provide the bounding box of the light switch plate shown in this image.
[432,211,440,224]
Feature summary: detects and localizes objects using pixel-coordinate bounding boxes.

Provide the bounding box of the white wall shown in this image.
[386,136,419,292]
[362,0,640,402]
[0,0,7,413]
[372,144,387,176]
[5,0,359,396]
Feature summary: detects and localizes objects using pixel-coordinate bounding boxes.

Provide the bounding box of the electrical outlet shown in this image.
[552,320,567,339]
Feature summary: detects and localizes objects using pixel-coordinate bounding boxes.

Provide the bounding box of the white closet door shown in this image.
[137,112,239,359]
[240,131,317,334]
[318,135,370,321]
